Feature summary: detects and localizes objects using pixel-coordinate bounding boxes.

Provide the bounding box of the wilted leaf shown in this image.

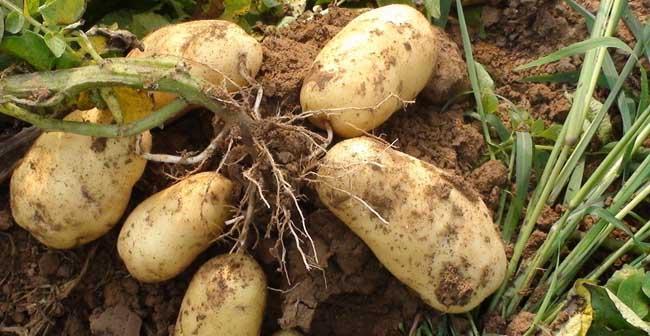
[5,10,25,34]
[100,10,170,38]
[113,87,154,123]
[40,0,86,25]
[221,0,252,20]
[43,31,66,57]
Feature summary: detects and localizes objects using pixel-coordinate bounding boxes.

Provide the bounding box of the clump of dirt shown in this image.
[483,311,507,334]
[537,204,564,231]
[468,160,509,210]
[523,230,548,259]
[380,104,485,174]
[506,311,535,336]
[435,263,474,307]
[257,8,361,109]
[276,210,421,335]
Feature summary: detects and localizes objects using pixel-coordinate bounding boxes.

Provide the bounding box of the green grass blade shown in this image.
[515,37,634,71]
[639,66,649,117]
[502,132,533,241]
[563,159,584,204]
[455,0,495,160]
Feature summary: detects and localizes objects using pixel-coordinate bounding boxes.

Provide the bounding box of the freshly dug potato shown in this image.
[10,108,150,249]
[129,20,263,109]
[117,172,233,282]
[301,5,437,137]
[423,27,470,104]
[174,254,267,336]
[315,137,507,313]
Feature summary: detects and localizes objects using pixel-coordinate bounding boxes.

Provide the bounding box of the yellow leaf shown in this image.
[557,280,594,336]
[113,87,154,123]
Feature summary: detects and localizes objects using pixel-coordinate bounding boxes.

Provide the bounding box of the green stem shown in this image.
[0,57,251,136]
[0,99,188,137]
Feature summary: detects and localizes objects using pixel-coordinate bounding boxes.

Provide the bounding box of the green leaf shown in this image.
[639,67,649,118]
[617,272,649,319]
[641,272,650,300]
[39,0,86,25]
[587,283,650,333]
[0,30,55,70]
[424,0,440,19]
[0,9,5,42]
[25,0,40,17]
[516,37,635,70]
[502,132,533,241]
[43,31,65,57]
[536,124,562,141]
[5,11,25,34]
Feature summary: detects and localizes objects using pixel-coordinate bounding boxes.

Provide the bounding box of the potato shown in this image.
[174,254,267,336]
[422,27,470,104]
[10,108,150,249]
[117,172,233,282]
[129,20,263,109]
[301,5,437,137]
[314,137,507,313]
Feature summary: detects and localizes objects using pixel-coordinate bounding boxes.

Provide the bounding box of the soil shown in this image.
[1,1,649,336]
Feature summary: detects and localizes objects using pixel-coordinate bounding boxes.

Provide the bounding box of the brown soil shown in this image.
[505,311,535,336]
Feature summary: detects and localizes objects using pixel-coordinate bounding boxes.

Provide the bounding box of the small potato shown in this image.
[117,172,233,282]
[10,108,150,249]
[174,254,267,336]
[315,137,507,313]
[301,5,437,137]
[129,20,263,109]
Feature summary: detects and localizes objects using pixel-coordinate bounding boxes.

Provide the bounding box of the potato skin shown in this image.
[10,108,150,249]
[301,5,437,137]
[117,172,233,283]
[174,254,267,336]
[315,137,507,313]
[129,20,263,108]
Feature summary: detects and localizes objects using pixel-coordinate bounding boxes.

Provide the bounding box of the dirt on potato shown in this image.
[2,0,649,335]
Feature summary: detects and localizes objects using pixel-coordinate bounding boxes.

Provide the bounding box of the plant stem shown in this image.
[0,100,188,137]
[0,57,252,136]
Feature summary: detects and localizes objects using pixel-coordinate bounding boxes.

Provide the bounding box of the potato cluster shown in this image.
[10,6,506,335]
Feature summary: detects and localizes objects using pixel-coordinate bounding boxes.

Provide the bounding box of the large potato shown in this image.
[174,254,267,336]
[301,5,437,138]
[129,20,263,109]
[315,137,507,313]
[10,108,150,249]
[117,172,233,282]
